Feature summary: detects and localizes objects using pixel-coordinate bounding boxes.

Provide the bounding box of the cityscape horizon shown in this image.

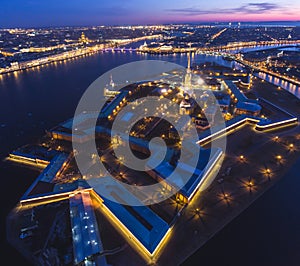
[0,20,300,29]
[1,1,300,266]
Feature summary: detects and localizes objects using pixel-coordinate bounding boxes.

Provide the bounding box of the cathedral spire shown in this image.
[110,74,115,87]
[187,42,192,73]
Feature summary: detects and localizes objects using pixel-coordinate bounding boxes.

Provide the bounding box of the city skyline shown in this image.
[1,3,300,264]
[1,0,300,27]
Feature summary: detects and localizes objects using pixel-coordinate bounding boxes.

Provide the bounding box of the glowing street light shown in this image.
[276,155,283,164]
[239,155,246,162]
[261,167,273,181]
[194,208,202,217]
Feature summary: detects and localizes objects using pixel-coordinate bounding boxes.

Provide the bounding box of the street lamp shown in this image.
[248,181,254,188]
[195,208,202,217]
[276,155,283,163]
[239,155,245,162]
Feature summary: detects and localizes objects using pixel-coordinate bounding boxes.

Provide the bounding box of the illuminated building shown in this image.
[146,146,223,203]
[87,177,170,259]
[179,93,195,115]
[158,45,173,53]
[70,191,108,265]
[0,48,15,57]
[183,45,192,88]
[138,41,148,51]
[99,90,129,118]
[20,152,72,203]
[104,75,121,98]
[47,112,99,143]
[79,32,90,44]
[235,101,262,116]
[224,80,262,116]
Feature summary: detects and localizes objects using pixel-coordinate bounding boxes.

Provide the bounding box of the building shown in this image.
[216,93,231,112]
[224,80,261,116]
[205,78,221,90]
[158,45,173,53]
[47,112,99,143]
[138,41,148,50]
[193,117,210,130]
[104,75,120,98]
[88,177,170,258]
[20,152,72,203]
[70,191,108,266]
[146,147,223,203]
[179,93,196,115]
[99,90,129,119]
[235,101,262,116]
[79,32,90,44]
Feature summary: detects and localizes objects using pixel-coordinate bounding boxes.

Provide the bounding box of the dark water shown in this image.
[255,72,300,99]
[0,50,299,266]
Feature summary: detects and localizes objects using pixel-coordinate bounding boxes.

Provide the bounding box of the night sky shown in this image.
[0,0,300,27]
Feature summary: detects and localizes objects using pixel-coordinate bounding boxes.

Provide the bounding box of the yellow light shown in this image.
[91,190,172,263]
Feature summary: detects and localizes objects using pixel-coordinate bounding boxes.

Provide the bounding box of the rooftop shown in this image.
[70,191,107,265]
[89,176,170,254]
[224,80,261,113]
[100,90,129,118]
[224,80,251,102]
[147,147,221,199]
[236,101,262,112]
[21,153,69,200]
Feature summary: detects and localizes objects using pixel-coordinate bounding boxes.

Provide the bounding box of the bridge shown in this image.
[196,40,300,53]
[128,39,300,55]
[103,47,137,52]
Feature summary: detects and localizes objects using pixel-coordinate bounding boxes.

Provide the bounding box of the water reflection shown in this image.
[255,72,300,99]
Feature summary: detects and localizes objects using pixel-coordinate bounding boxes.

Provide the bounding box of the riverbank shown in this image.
[0,35,161,76]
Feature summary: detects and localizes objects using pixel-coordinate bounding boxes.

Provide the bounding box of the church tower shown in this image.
[184,43,192,88]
